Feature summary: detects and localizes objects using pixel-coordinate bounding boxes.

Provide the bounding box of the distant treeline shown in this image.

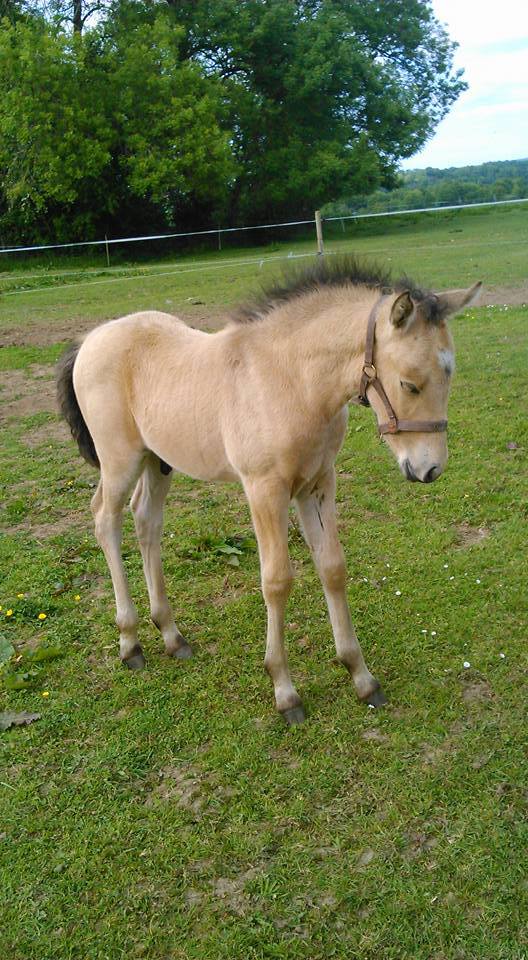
[324,159,528,216]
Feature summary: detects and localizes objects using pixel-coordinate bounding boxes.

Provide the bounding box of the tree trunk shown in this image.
[73,0,83,34]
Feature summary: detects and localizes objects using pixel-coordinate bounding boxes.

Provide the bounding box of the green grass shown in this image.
[0,204,527,339]
[0,209,527,959]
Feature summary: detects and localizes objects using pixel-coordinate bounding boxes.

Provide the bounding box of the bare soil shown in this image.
[0,367,58,423]
[0,307,229,348]
[0,282,526,349]
[8,512,87,539]
[478,284,528,307]
[454,522,490,548]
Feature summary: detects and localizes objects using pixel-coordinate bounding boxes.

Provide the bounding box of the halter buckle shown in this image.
[362,362,377,380]
[386,416,399,434]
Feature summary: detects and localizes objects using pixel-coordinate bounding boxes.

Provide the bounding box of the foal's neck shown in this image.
[266,285,378,419]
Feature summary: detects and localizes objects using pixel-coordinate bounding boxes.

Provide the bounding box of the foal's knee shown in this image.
[320,557,347,593]
[262,567,294,606]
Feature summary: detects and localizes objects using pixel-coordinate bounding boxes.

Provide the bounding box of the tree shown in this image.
[106,15,235,224]
[0,0,467,239]
[158,0,466,221]
[0,14,234,241]
[0,21,115,239]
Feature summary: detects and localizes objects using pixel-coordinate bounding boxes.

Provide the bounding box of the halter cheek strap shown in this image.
[357,296,448,437]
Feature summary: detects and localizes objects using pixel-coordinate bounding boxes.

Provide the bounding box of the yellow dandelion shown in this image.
[42,691,50,698]
[38,612,47,620]
[6,609,13,617]
[0,605,2,611]
[74,595,81,601]
[17,593,25,599]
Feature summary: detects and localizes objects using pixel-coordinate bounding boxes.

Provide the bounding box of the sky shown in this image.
[401,0,528,170]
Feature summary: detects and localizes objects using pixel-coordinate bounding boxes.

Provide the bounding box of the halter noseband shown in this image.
[357,296,448,436]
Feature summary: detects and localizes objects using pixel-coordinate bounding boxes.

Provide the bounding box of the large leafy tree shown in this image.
[0,13,234,240]
[159,0,466,221]
[0,21,115,239]
[0,0,465,239]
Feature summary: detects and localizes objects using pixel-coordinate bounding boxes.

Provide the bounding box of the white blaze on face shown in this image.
[438,348,455,378]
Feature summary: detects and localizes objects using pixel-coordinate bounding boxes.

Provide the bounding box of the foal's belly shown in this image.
[149,436,239,484]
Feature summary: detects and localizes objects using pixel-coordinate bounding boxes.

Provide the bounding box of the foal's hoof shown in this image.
[123,646,146,670]
[366,684,387,709]
[170,642,193,660]
[281,705,306,726]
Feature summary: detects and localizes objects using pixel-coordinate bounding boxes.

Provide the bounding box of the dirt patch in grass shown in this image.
[478,283,528,307]
[453,522,490,548]
[211,577,247,608]
[0,308,230,348]
[210,868,260,916]
[9,511,87,539]
[461,677,494,704]
[420,719,468,765]
[0,367,57,423]
[22,419,70,449]
[144,763,213,815]
[183,865,262,917]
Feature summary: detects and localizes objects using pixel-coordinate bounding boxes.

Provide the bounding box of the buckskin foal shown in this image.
[57,258,481,724]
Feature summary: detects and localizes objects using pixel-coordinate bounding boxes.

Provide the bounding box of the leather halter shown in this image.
[357,296,448,436]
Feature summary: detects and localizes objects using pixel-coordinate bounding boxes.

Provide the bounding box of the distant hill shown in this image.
[324,158,528,216]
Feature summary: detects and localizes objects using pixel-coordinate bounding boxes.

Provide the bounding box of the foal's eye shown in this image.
[400,380,420,394]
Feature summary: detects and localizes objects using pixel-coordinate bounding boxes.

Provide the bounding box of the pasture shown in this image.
[0,205,527,959]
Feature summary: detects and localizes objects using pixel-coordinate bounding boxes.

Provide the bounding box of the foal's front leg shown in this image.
[244,477,305,725]
[295,468,386,707]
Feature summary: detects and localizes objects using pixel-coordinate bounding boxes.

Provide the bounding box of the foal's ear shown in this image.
[436,281,482,319]
[390,290,414,328]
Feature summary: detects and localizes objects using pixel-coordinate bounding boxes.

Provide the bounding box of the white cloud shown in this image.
[402,1,528,168]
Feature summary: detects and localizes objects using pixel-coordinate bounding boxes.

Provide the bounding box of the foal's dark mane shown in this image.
[233,255,444,325]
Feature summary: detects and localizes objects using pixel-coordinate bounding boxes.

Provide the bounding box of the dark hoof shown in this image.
[366,685,387,709]
[282,705,306,726]
[171,642,193,660]
[123,646,146,670]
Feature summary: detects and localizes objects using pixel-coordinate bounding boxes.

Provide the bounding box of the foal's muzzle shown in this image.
[403,460,442,484]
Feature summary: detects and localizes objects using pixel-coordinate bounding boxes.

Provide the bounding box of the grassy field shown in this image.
[1,205,527,959]
[1,203,527,342]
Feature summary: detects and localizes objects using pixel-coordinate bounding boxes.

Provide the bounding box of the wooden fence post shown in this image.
[104,235,110,268]
[315,210,324,256]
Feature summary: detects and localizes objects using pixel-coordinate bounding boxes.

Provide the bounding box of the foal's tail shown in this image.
[56,343,100,469]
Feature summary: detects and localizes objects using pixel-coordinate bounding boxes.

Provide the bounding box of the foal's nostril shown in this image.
[423,465,440,484]
[403,459,418,482]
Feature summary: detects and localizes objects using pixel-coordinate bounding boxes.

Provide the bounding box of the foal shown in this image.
[57,258,481,723]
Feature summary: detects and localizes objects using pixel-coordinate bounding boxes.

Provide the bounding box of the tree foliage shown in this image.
[162,0,465,220]
[0,11,234,240]
[0,0,466,242]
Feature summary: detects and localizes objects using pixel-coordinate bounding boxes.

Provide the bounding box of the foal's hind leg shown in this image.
[130,455,191,659]
[295,468,386,707]
[91,457,145,669]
